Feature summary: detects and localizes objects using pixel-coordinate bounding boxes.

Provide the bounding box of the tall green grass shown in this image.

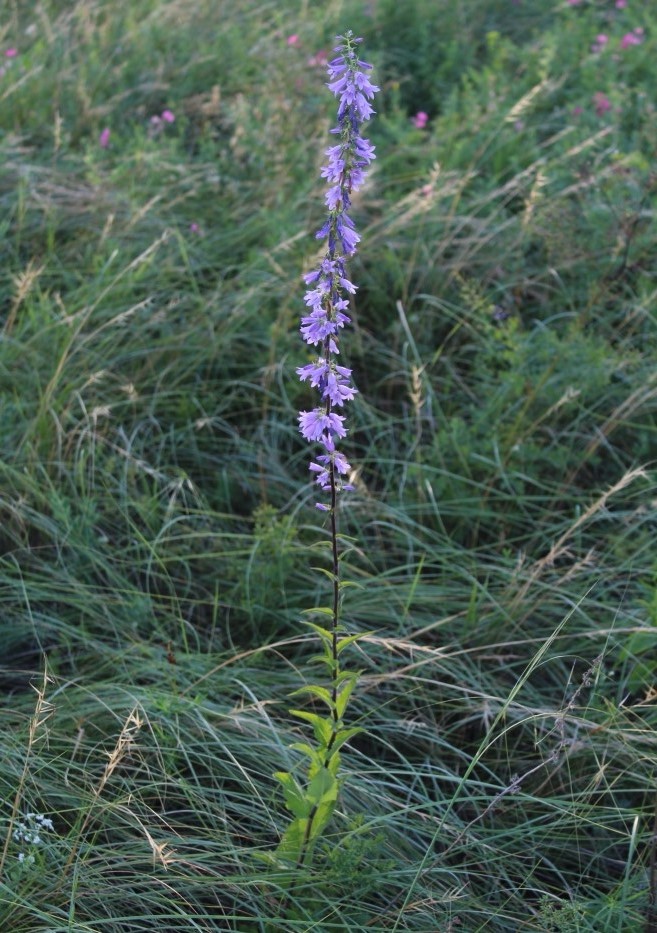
[2,0,657,929]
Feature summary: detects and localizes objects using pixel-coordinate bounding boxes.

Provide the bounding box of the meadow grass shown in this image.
[2,0,657,929]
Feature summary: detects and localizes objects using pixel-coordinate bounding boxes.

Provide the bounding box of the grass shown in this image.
[2,0,657,929]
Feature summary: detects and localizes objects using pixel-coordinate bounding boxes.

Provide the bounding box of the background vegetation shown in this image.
[1,0,657,929]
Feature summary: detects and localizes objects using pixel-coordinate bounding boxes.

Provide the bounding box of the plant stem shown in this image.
[330,458,340,720]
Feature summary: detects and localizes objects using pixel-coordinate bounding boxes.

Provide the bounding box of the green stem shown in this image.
[293,460,341,873]
[329,458,340,720]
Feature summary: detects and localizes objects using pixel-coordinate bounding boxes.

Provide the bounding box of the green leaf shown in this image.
[273,771,312,819]
[329,726,363,755]
[313,566,338,584]
[291,683,334,709]
[307,766,338,806]
[325,750,341,776]
[335,668,360,685]
[301,606,334,618]
[308,653,335,669]
[289,741,323,768]
[335,675,358,719]
[304,621,334,644]
[336,632,373,654]
[275,817,307,864]
[289,709,334,745]
[309,796,337,842]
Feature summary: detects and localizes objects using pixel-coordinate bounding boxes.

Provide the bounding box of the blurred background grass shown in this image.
[1,0,657,929]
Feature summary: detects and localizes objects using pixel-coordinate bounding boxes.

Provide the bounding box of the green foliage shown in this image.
[537,896,587,932]
[2,0,657,929]
[274,646,365,867]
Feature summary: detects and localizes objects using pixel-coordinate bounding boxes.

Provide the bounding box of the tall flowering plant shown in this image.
[274,31,378,867]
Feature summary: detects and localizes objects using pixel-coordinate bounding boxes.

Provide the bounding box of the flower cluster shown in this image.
[620,27,644,49]
[297,32,378,508]
[592,27,644,53]
[13,811,55,865]
[150,108,176,134]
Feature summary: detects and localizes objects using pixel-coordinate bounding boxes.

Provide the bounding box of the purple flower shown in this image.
[325,184,345,210]
[297,31,378,505]
[324,370,357,406]
[309,450,352,489]
[297,360,330,387]
[300,309,338,344]
[298,409,347,443]
[335,214,360,255]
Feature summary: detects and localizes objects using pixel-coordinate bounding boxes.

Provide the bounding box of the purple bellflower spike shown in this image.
[297,30,378,508]
[276,28,377,871]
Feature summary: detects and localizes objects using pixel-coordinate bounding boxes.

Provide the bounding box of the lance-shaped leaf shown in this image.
[328,726,362,757]
[336,631,373,654]
[275,817,307,864]
[291,683,335,711]
[273,771,312,819]
[290,709,334,746]
[307,766,339,806]
[335,673,359,719]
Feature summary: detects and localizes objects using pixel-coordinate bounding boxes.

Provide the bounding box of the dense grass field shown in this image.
[2,0,657,929]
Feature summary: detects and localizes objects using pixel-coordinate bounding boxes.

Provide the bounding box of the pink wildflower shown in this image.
[287,34,299,47]
[593,92,612,117]
[307,49,328,68]
[161,109,175,123]
[620,28,643,48]
[591,33,608,52]
[615,0,627,7]
[99,127,111,148]
[572,105,584,117]
[412,111,429,129]
[5,48,18,58]
[189,222,202,234]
